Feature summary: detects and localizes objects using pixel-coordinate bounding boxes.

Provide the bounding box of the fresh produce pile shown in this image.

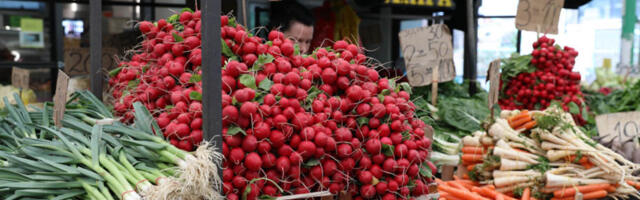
[413,82,490,167]
[583,80,640,161]
[108,11,436,199]
[0,92,221,200]
[0,84,36,108]
[499,36,587,125]
[457,106,640,200]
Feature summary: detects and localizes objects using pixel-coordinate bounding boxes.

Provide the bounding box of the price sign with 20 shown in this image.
[515,0,564,34]
[596,112,640,143]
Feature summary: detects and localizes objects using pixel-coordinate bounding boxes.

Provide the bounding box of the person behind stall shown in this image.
[268,0,314,54]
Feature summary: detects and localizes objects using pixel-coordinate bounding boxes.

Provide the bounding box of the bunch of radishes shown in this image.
[109,9,206,151]
[109,10,436,200]
[499,36,586,125]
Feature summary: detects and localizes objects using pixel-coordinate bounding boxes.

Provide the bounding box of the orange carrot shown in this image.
[462,173,470,180]
[508,110,529,123]
[521,187,530,200]
[462,146,485,154]
[467,164,477,171]
[448,181,469,191]
[517,120,537,130]
[606,185,616,193]
[626,180,640,189]
[473,186,517,200]
[509,115,532,128]
[583,190,608,199]
[496,194,505,200]
[453,175,461,181]
[461,154,484,163]
[438,184,489,200]
[553,183,610,198]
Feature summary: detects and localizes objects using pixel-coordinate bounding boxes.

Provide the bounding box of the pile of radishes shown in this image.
[109,10,436,200]
[499,36,587,125]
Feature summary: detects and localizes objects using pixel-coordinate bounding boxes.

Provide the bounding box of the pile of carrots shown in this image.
[436,178,532,200]
[548,183,616,200]
[507,110,536,130]
[461,142,492,173]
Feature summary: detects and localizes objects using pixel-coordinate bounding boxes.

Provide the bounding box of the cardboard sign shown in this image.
[515,0,564,34]
[487,59,501,110]
[53,70,70,128]
[399,24,455,87]
[595,112,640,144]
[63,47,118,76]
[11,67,30,89]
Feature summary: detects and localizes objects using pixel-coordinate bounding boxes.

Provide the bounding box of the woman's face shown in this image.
[284,20,314,54]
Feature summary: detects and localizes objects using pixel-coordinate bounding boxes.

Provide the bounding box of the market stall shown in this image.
[2,0,640,200]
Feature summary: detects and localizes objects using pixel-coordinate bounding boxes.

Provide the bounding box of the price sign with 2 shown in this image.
[399,24,455,87]
[596,112,640,143]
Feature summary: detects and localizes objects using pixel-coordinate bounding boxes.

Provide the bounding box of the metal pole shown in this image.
[621,0,636,67]
[90,0,103,99]
[464,0,478,95]
[201,0,223,188]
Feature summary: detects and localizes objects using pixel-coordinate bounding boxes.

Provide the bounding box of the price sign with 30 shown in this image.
[515,0,564,34]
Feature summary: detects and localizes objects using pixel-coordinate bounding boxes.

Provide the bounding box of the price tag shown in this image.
[53,70,70,128]
[399,24,455,87]
[487,59,501,110]
[595,112,640,144]
[515,0,564,34]
[63,47,118,76]
[11,67,30,89]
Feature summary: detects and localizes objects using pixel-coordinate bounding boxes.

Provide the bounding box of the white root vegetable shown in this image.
[545,173,608,187]
[489,119,538,149]
[493,146,539,164]
[495,140,539,160]
[538,130,572,146]
[481,135,493,146]
[500,158,530,171]
[494,176,533,187]
[462,135,481,147]
[546,150,576,161]
[492,170,539,178]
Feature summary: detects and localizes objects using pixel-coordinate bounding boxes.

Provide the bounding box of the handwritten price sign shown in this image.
[399,24,455,87]
[596,112,640,144]
[515,0,564,34]
[63,48,118,76]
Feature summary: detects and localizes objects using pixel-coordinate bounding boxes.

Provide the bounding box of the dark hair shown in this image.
[268,0,314,32]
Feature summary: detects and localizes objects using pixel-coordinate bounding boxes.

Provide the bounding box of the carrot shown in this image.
[462,146,485,154]
[606,185,616,193]
[461,154,483,163]
[552,183,610,198]
[449,181,470,191]
[438,184,489,200]
[508,110,529,123]
[496,194,505,200]
[467,164,477,171]
[462,173,470,180]
[521,187,530,200]
[626,180,640,189]
[509,115,532,128]
[457,180,478,187]
[473,186,517,200]
[441,194,464,200]
[582,190,608,200]
[453,175,461,181]
[516,120,537,130]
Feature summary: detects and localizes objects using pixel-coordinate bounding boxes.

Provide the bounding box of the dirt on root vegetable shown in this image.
[109,12,435,199]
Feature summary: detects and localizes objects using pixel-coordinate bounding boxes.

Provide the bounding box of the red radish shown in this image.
[244,152,262,170]
[241,135,257,152]
[275,156,291,173]
[229,148,245,164]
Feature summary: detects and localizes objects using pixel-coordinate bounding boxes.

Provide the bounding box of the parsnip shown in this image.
[500,158,529,171]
